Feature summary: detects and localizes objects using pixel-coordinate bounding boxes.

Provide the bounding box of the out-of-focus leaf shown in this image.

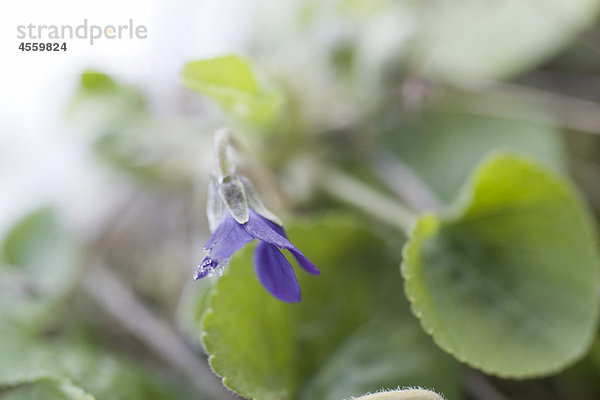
[91,126,192,186]
[70,70,200,186]
[384,111,564,204]
[68,71,146,135]
[80,71,117,93]
[0,205,194,400]
[0,332,191,400]
[176,277,218,349]
[0,207,79,331]
[415,0,600,82]
[0,377,94,400]
[200,216,461,400]
[2,207,57,268]
[402,154,600,377]
[1,207,77,291]
[182,55,282,127]
[184,55,258,93]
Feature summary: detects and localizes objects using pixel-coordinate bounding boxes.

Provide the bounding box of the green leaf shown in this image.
[0,208,80,331]
[80,70,117,93]
[0,377,95,400]
[402,154,600,377]
[1,207,77,288]
[200,216,461,400]
[383,111,564,204]
[183,55,258,93]
[176,277,218,349]
[2,207,58,270]
[68,71,146,132]
[0,333,190,400]
[415,0,600,81]
[69,71,193,186]
[182,55,282,126]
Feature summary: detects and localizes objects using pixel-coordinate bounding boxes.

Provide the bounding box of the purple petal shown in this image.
[254,242,301,302]
[288,249,320,275]
[205,214,254,259]
[246,211,320,275]
[195,215,253,279]
[244,211,292,247]
[262,217,287,238]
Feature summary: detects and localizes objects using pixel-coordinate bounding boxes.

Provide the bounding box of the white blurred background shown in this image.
[0,0,252,234]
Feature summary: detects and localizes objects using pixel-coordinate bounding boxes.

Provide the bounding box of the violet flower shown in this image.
[194,130,319,302]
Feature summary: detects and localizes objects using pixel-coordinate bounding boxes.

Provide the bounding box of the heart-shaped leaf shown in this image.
[197,216,461,400]
[402,153,600,377]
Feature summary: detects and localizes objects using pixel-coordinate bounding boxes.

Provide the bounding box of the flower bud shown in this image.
[218,175,249,224]
[353,388,445,400]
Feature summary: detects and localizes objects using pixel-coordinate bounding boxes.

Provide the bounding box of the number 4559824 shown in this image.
[19,42,67,51]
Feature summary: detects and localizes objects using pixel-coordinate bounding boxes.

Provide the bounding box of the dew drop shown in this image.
[194,257,230,279]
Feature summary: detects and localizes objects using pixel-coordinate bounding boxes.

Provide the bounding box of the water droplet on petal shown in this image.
[194,257,230,279]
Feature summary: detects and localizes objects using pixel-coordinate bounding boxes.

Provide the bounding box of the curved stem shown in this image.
[317,163,417,234]
[214,128,233,178]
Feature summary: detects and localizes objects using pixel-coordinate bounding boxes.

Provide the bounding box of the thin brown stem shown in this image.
[433,81,600,136]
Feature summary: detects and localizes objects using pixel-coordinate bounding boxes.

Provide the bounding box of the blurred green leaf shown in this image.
[200,216,461,400]
[1,207,77,289]
[402,154,600,377]
[0,208,79,331]
[0,332,190,400]
[176,277,218,350]
[80,71,118,93]
[182,55,282,127]
[68,71,146,139]
[92,128,190,186]
[2,207,57,269]
[384,111,564,204]
[183,55,259,93]
[70,70,196,186]
[415,0,600,81]
[0,206,193,399]
[0,377,94,400]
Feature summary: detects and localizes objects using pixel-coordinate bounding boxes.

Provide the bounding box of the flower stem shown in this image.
[214,128,233,178]
[317,163,417,234]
